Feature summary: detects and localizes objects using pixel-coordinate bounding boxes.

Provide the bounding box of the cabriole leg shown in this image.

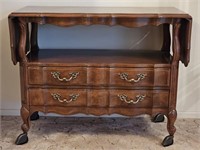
[162,110,177,147]
[15,106,30,145]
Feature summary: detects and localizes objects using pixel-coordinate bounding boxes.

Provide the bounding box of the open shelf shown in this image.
[28,49,171,67]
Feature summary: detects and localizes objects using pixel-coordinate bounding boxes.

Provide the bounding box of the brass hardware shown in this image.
[118,94,146,104]
[119,73,147,83]
[51,93,79,103]
[51,72,79,82]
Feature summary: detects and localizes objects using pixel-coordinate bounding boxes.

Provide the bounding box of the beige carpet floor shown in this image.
[0,116,200,150]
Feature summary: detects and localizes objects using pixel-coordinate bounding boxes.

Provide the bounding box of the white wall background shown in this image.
[0,0,200,118]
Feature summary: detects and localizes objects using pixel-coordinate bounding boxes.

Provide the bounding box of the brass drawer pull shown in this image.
[51,93,79,103]
[119,73,147,83]
[118,94,146,104]
[51,72,79,82]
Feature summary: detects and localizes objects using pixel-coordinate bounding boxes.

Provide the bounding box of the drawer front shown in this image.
[29,88,44,105]
[87,89,109,107]
[28,67,87,85]
[28,67,43,85]
[46,89,87,106]
[44,67,87,86]
[29,88,168,108]
[109,90,169,108]
[110,68,170,87]
[28,67,170,87]
[29,89,87,106]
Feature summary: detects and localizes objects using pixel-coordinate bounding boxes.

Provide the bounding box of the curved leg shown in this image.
[30,111,39,121]
[162,109,177,147]
[15,106,30,145]
[152,113,165,123]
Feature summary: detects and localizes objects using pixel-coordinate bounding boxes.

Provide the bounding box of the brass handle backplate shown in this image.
[51,93,79,103]
[119,73,147,83]
[118,94,146,104]
[51,72,79,82]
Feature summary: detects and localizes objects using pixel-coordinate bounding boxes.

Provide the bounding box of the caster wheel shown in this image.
[152,114,165,123]
[162,135,174,147]
[15,133,28,145]
[30,112,39,121]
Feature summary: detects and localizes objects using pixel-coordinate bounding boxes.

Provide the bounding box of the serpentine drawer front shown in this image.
[28,66,170,87]
[8,6,192,146]
[29,89,87,106]
[110,90,169,108]
[29,88,169,108]
[110,68,170,87]
[28,67,87,85]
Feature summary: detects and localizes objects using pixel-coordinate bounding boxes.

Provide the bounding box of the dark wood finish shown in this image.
[45,89,87,106]
[109,90,169,108]
[27,64,170,87]
[110,68,170,87]
[8,6,192,66]
[28,88,169,108]
[161,24,171,53]
[8,6,192,146]
[43,67,87,86]
[30,23,39,53]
